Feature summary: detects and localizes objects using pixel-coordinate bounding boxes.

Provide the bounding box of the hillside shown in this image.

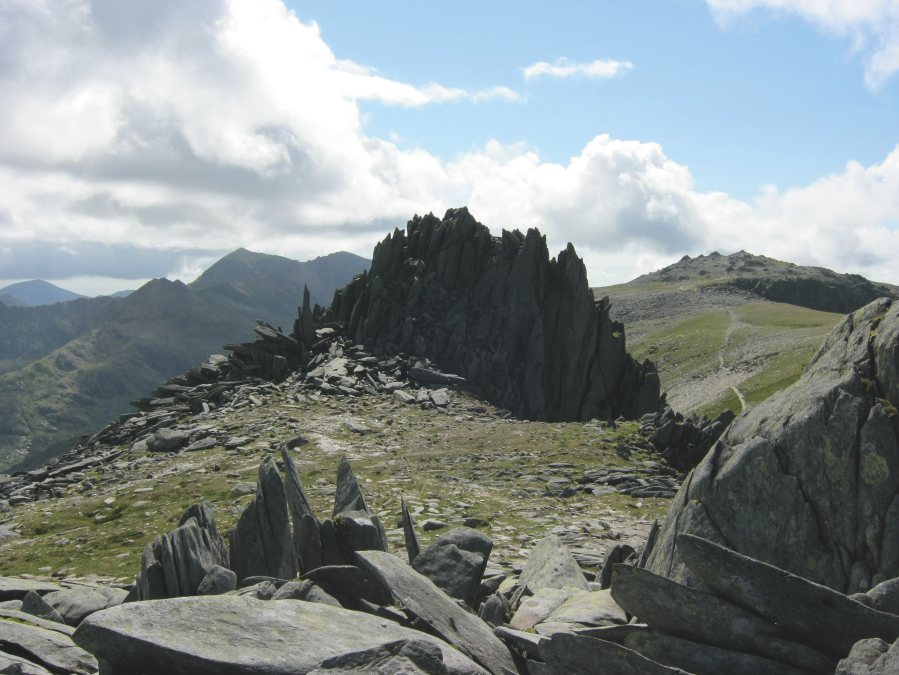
[594,250,895,419]
[0,250,369,472]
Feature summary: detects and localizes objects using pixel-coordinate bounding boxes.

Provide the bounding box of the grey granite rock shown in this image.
[510,588,570,631]
[147,428,188,453]
[308,639,450,675]
[647,299,899,594]
[753,637,837,675]
[0,609,75,636]
[610,564,778,655]
[868,578,899,615]
[196,565,237,596]
[412,527,493,607]
[402,497,421,564]
[539,632,686,675]
[545,589,627,627]
[300,565,375,608]
[20,591,64,625]
[356,550,517,675]
[320,209,661,423]
[674,534,899,658]
[281,446,317,574]
[230,456,296,584]
[625,631,806,675]
[72,595,487,675]
[0,578,63,602]
[478,594,506,627]
[518,536,589,594]
[41,588,108,627]
[0,617,98,674]
[836,639,889,675]
[0,651,53,674]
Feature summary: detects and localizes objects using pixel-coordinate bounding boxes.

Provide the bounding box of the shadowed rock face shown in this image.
[322,208,661,422]
[648,297,899,594]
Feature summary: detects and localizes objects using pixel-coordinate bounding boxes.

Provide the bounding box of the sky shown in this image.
[0,0,897,295]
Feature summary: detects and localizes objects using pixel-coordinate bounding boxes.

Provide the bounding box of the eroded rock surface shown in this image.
[648,298,899,593]
[320,208,661,422]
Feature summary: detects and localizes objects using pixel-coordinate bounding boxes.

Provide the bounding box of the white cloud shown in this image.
[706,0,899,90]
[523,58,634,79]
[0,0,898,294]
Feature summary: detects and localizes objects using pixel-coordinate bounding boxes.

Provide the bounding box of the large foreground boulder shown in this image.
[71,595,487,675]
[647,298,899,593]
[320,208,661,422]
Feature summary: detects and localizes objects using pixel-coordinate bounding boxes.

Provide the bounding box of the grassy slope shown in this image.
[0,391,661,579]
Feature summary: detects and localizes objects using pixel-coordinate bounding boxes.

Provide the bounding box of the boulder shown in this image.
[196,565,236,596]
[510,588,570,631]
[867,578,899,615]
[72,595,488,675]
[647,299,899,594]
[836,639,889,675]
[0,577,63,602]
[412,527,493,607]
[41,587,109,627]
[518,536,589,594]
[0,617,98,674]
[229,456,296,584]
[20,590,64,624]
[0,651,53,674]
[355,550,517,675]
[545,589,627,627]
[610,564,778,655]
[307,639,450,675]
[477,594,506,627]
[146,428,189,453]
[674,534,899,658]
[300,565,375,608]
[0,609,75,636]
[538,632,686,675]
[624,631,806,675]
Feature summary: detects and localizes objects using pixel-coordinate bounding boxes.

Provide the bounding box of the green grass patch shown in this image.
[696,388,742,420]
[735,302,843,330]
[630,310,731,383]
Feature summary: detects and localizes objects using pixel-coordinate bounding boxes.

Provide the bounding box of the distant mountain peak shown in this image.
[0,279,85,306]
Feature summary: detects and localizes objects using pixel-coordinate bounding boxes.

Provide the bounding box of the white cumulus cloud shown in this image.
[523,58,634,79]
[706,0,899,90]
[0,0,897,293]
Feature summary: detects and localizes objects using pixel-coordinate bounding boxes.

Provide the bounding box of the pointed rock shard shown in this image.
[301,284,316,347]
[21,590,65,625]
[178,500,229,569]
[300,513,324,573]
[610,564,779,656]
[281,445,316,573]
[675,534,899,659]
[402,497,421,564]
[255,455,296,580]
[72,596,488,675]
[334,455,369,517]
[356,550,518,675]
[230,459,295,584]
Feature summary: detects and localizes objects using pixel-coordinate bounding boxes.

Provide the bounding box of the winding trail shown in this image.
[732,386,748,413]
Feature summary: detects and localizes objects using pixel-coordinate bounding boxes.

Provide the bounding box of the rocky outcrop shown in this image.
[647,297,899,594]
[320,208,661,422]
[640,408,736,471]
[136,500,230,600]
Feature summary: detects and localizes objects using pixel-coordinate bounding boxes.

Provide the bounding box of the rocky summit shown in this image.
[1,213,899,674]
[321,208,662,422]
